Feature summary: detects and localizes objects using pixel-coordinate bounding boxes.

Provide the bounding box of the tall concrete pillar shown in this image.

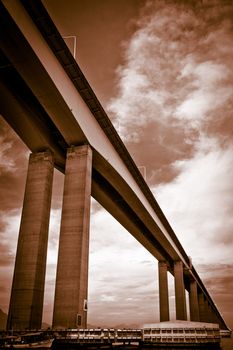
[189,279,200,321]
[207,303,217,323]
[53,145,92,329]
[198,292,206,322]
[158,261,170,321]
[7,150,54,330]
[174,261,187,320]
[205,300,218,324]
[209,306,224,327]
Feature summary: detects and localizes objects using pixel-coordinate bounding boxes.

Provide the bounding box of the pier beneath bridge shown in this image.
[0,0,229,333]
[5,148,226,330]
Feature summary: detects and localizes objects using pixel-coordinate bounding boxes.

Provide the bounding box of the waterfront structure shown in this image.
[0,323,225,349]
[0,0,229,331]
[50,322,222,349]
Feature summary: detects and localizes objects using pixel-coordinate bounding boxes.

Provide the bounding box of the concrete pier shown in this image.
[174,261,187,320]
[7,150,54,330]
[53,145,92,329]
[205,299,220,325]
[158,261,169,321]
[189,279,200,321]
[207,302,217,324]
[198,292,206,322]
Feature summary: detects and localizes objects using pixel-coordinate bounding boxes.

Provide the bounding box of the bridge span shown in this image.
[0,0,228,331]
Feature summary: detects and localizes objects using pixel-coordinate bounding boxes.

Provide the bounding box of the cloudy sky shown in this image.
[0,0,233,329]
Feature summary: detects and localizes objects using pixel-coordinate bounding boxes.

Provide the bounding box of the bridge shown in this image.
[0,0,228,331]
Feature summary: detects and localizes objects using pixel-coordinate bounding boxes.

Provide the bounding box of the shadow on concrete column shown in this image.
[189,279,200,321]
[205,299,220,325]
[207,302,217,324]
[174,261,187,320]
[53,145,92,329]
[7,150,54,330]
[201,298,226,329]
[158,261,170,321]
[198,292,207,322]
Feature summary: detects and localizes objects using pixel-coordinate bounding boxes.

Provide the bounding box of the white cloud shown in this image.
[46,209,61,265]
[0,209,21,313]
[43,208,62,324]
[1,0,233,329]
[181,61,229,84]
[153,137,233,265]
[105,0,233,326]
[0,138,15,174]
[194,61,229,84]
[106,1,233,297]
[0,209,21,255]
[108,0,233,149]
[175,60,233,124]
[87,208,158,326]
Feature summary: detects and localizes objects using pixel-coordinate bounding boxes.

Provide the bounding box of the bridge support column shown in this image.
[207,303,217,323]
[7,150,54,330]
[174,261,187,320]
[205,300,217,324]
[209,306,224,327]
[189,279,200,321]
[198,292,207,322]
[53,145,92,329]
[158,261,170,321]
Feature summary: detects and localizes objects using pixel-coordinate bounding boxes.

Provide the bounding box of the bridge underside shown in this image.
[0,0,228,331]
[0,1,177,266]
[0,59,173,264]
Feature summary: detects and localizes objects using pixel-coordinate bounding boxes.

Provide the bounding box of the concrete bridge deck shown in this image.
[0,0,229,331]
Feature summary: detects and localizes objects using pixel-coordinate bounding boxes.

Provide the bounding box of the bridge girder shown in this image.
[0,0,228,330]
